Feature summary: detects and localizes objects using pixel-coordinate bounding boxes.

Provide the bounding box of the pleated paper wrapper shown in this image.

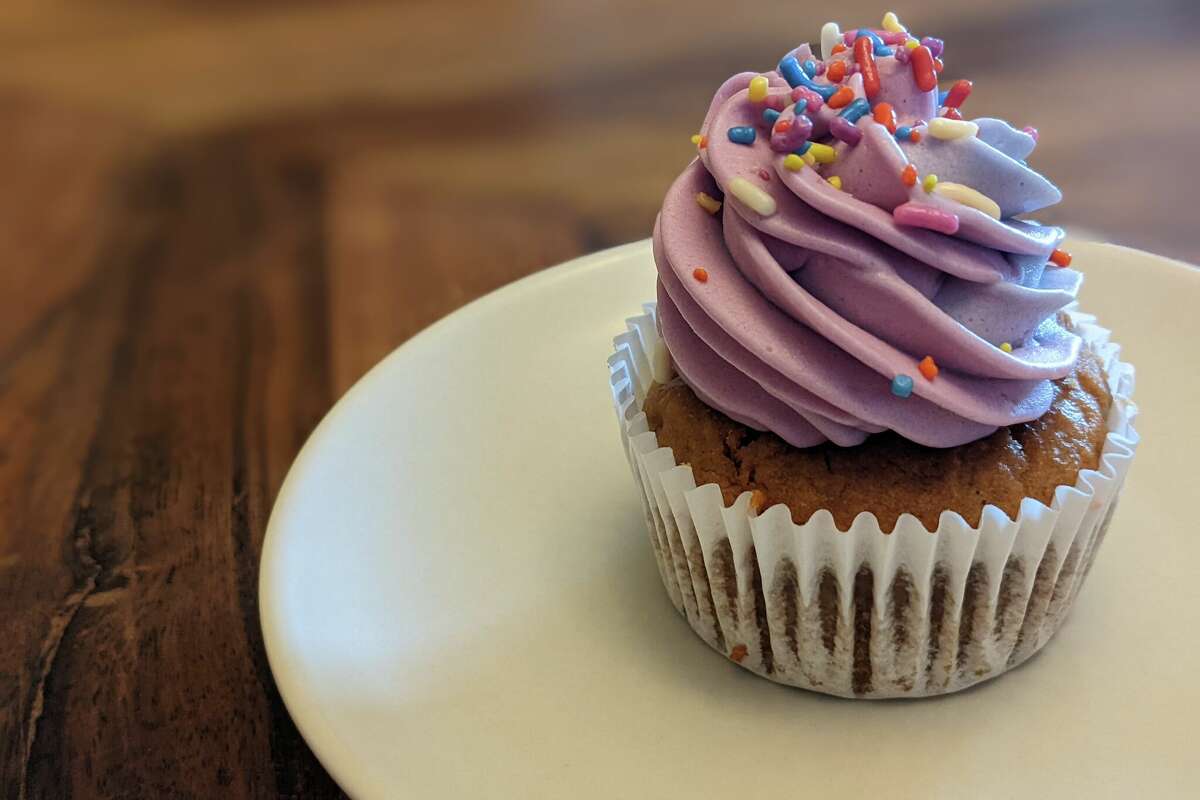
[609,303,1138,699]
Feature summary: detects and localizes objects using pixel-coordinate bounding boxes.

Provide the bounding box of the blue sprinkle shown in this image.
[780,57,837,100]
[727,126,756,145]
[839,98,871,124]
[875,44,894,56]
[938,89,950,106]
[895,125,912,141]
[793,99,808,115]
[793,141,812,155]
[778,56,805,88]
[802,59,817,78]
[856,29,885,47]
[891,375,914,398]
[762,108,781,126]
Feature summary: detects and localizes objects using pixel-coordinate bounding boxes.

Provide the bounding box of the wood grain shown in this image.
[0,0,1196,797]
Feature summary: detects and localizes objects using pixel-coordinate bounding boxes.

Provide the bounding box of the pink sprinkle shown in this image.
[764,94,787,111]
[815,61,826,76]
[1023,125,1039,142]
[894,47,910,64]
[893,202,960,234]
[880,31,908,45]
[758,168,771,181]
[789,86,825,112]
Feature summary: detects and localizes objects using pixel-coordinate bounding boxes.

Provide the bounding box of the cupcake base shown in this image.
[609,304,1137,698]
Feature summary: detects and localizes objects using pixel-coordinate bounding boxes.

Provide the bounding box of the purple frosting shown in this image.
[654,28,1081,448]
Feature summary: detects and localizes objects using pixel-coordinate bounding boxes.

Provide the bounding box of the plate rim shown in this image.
[258,238,1195,798]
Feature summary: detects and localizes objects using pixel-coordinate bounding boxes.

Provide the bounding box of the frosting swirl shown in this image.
[653,20,1082,448]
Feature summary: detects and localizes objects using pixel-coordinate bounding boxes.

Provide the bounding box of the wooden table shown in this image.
[2,1,1196,796]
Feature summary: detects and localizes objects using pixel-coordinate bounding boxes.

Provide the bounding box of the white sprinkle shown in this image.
[820,22,842,61]
[928,117,980,140]
[727,177,777,216]
[651,338,675,384]
[933,181,1001,219]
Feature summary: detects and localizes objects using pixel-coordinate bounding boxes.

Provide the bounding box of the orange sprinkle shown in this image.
[827,60,847,82]
[873,102,897,133]
[773,118,791,134]
[910,130,922,143]
[827,85,855,108]
[918,355,939,381]
[1050,248,1073,267]
[692,267,709,283]
[730,644,749,663]
[901,164,917,187]
[749,489,766,514]
[831,42,847,55]
[942,107,963,121]
[933,57,945,73]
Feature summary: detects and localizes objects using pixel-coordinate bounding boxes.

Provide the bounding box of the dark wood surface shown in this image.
[1,1,1197,797]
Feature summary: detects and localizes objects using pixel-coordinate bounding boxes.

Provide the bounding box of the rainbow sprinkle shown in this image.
[695,192,723,214]
[727,126,756,145]
[933,181,1001,219]
[748,74,770,103]
[728,176,777,215]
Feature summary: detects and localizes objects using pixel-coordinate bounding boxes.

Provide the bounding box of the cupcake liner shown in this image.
[609,303,1138,698]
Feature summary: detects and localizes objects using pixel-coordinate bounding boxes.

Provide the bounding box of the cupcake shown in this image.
[609,13,1138,698]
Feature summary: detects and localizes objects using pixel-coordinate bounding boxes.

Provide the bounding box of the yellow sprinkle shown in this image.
[695,192,722,214]
[932,181,1002,219]
[801,151,817,167]
[748,75,770,103]
[690,133,702,145]
[928,117,980,140]
[1000,342,1013,353]
[904,38,920,50]
[782,154,806,172]
[922,173,938,193]
[827,175,842,190]
[808,142,837,164]
[727,177,777,216]
[882,11,906,33]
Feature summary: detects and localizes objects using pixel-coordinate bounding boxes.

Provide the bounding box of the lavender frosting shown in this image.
[653,25,1081,448]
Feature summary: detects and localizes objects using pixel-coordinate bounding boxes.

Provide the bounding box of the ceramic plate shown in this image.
[260,240,1199,798]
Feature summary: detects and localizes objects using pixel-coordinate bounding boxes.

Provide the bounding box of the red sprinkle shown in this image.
[854,35,881,99]
[698,134,709,148]
[910,130,922,143]
[693,267,709,283]
[1023,125,1039,142]
[828,85,855,108]
[944,79,973,109]
[730,644,749,663]
[826,60,847,83]
[942,107,963,121]
[873,102,897,133]
[757,168,771,182]
[933,57,945,73]
[918,356,939,381]
[909,45,938,92]
[831,42,847,55]
[1049,248,1073,267]
[901,164,917,187]
[773,119,791,134]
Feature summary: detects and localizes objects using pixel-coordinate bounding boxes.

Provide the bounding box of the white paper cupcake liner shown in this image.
[608,303,1138,698]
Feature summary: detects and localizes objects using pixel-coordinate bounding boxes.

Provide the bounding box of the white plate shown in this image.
[261,240,1199,799]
